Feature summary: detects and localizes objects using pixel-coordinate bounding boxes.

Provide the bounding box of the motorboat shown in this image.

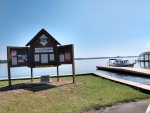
[108,59,135,67]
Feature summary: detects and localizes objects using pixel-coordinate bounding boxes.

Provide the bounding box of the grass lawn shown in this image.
[0,75,150,113]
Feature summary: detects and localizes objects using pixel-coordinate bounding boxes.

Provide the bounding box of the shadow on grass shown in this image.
[0,82,72,92]
[0,83,57,92]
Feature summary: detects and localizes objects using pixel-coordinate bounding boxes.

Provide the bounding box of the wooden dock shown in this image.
[96,66,150,77]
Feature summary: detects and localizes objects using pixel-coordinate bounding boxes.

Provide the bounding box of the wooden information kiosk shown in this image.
[7,29,75,86]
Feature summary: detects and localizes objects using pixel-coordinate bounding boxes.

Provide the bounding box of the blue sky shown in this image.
[0,0,150,59]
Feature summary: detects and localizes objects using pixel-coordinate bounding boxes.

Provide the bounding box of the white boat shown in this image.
[108,59,135,67]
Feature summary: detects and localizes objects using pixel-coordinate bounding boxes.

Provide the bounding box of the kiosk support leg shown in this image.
[57,66,59,81]
[8,66,11,87]
[72,63,75,83]
[31,67,33,82]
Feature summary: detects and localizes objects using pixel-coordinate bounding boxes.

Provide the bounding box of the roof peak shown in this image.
[26,29,61,46]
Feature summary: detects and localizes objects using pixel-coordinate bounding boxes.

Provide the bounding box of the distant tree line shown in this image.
[0,60,7,63]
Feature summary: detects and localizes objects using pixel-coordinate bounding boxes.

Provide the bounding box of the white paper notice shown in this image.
[41,54,48,63]
[11,50,17,65]
[12,57,17,65]
[65,52,71,62]
[59,53,64,62]
[34,54,39,62]
[50,54,54,61]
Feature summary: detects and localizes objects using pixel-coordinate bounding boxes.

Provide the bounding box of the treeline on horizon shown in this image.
[75,56,138,60]
[0,60,7,63]
[0,56,138,63]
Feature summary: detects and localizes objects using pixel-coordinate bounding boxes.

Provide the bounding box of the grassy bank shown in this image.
[0,75,150,113]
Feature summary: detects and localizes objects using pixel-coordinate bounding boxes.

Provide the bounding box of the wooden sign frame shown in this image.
[7,29,76,87]
[58,44,75,83]
[7,46,30,86]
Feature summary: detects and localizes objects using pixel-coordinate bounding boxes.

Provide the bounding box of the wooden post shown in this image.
[7,47,11,87]
[8,66,11,86]
[72,63,75,83]
[57,65,59,81]
[72,44,75,83]
[31,67,33,82]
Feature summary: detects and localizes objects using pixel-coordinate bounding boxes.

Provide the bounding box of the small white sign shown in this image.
[12,57,17,65]
[35,47,53,53]
[41,54,48,63]
[59,53,65,62]
[34,54,39,62]
[50,54,54,61]
[11,50,17,65]
[65,52,71,62]
[11,50,17,57]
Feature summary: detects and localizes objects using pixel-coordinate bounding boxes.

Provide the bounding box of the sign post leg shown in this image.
[7,46,11,87]
[31,67,33,82]
[72,63,75,83]
[8,66,11,87]
[72,44,75,83]
[57,66,59,81]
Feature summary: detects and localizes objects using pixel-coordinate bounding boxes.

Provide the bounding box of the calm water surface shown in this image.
[1,57,150,84]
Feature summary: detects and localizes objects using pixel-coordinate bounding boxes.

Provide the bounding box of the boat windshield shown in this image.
[113,59,129,64]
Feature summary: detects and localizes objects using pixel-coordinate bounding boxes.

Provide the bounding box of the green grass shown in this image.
[0,75,149,113]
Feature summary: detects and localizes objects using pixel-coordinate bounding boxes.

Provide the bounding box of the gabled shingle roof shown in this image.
[26,29,61,46]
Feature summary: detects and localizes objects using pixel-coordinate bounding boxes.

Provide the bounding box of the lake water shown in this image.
[1,57,150,84]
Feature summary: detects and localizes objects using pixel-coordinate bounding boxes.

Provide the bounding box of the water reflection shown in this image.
[137,60,150,69]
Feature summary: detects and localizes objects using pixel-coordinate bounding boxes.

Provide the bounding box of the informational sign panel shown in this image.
[7,47,30,67]
[58,44,74,64]
[25,29,61,68]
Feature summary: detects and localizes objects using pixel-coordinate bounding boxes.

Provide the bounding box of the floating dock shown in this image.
[96,66,150,77]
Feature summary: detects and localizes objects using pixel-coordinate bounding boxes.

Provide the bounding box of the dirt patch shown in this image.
[0,80,82,92]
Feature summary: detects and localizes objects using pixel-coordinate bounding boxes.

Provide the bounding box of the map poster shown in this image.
[59,53,65,62]
[50,54,54,61]
[41,54,48,63]
[18,55,27,62]
[34,54,39,62]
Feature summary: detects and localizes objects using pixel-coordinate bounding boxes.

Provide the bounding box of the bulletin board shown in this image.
[58,44,74,64]
[7,46,30,67]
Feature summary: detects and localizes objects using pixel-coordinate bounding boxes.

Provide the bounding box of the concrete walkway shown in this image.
[85,99,150,113]
[94,73,150,92]
[96,66,150,77]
